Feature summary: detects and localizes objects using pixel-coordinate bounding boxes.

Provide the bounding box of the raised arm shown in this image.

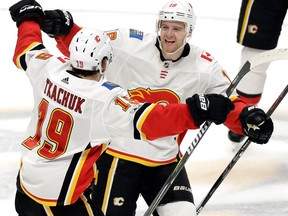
[10,0,45,70]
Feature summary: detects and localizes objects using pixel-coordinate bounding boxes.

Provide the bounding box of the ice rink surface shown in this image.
[1,0,288,215]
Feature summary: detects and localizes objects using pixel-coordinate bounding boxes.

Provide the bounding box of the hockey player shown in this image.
[9,0,244,215]
[42,1,274,215]
[228,0,288,145]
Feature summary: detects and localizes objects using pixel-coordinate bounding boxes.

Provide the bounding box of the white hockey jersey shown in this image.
[103,28,232,165]
[55,25,246,167]
[13,21,202,206]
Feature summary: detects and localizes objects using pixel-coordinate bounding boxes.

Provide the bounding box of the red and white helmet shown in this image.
[69,28,113,72]
[157,1,196,35]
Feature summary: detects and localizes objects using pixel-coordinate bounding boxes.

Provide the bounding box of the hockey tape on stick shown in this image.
[196,84,288,214]
[143,48,288,216]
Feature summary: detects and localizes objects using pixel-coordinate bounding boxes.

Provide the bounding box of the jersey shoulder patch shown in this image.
[102,81,120,90]
[129,29,144,40]
[105,29,118,40]
[35,52,53,60]
[200,51,214,62]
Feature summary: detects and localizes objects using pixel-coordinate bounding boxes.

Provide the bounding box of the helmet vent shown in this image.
[176,12,184,17]
[69,28,113,71]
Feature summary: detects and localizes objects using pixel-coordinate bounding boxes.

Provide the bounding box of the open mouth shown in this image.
[165,39,175,44]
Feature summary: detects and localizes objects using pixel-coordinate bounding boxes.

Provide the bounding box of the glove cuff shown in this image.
[186,95,209,126]
[239,106,266,128]
[16,13,44,27]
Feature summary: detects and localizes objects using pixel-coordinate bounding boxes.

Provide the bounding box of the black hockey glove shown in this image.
[186,94,235,126]
[42,9,74,38]
[9,0,44,27]
[240,106,273,144]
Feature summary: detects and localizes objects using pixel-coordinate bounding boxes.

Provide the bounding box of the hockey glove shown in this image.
[240,106,274,144]
[9,0,44,27]
[42,10,74,37]
[186,94,235,126]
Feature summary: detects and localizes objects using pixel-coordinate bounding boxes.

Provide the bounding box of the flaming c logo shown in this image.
[128,87,180,104]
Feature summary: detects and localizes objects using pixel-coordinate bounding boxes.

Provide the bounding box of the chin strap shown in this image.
[157,33,191,56]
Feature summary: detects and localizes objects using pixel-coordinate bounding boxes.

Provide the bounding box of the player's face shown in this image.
[159,21,187,53]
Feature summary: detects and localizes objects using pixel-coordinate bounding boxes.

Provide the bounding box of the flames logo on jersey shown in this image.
[128,87,180,104]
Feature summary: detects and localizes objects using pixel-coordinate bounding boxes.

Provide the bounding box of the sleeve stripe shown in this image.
[15,43,45,70]
[133,103,156,140]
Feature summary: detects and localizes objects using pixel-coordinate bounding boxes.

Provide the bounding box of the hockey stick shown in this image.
[143,48,288,216]
[196,84,288,214]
